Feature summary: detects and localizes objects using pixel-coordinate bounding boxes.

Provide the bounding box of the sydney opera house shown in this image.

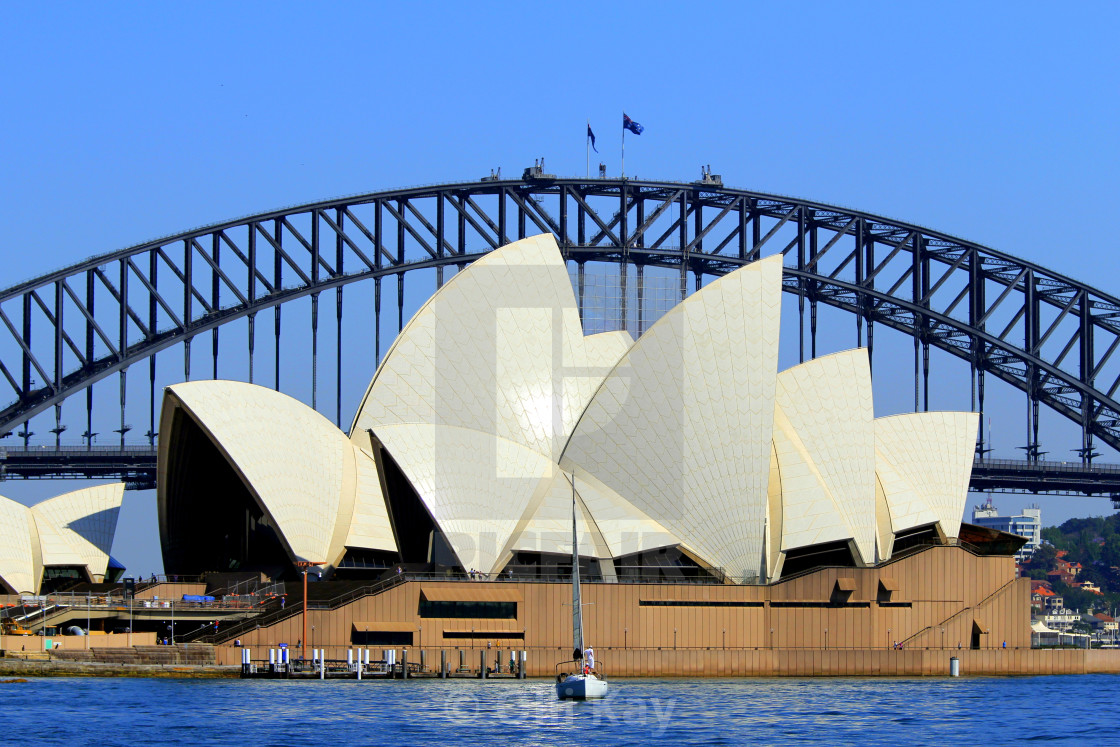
[150,234,1030,663]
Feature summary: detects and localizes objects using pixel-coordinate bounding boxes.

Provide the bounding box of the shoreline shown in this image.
[4,649,1120,679]
[0,658,239,679]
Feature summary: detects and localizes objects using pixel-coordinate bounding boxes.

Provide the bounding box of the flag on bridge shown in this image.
[623,113,644,135]
[587,123,598,153]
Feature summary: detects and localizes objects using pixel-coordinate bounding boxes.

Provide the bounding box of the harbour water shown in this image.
[3,675,1114,745]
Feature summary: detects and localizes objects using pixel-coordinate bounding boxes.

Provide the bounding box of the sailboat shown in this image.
[555,475,609,700]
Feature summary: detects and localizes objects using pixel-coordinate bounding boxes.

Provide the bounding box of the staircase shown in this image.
[899,576,1021,648]
[185,576,408,644]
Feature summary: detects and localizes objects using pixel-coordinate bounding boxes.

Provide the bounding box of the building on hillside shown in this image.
[1038,606,1080,632]
[1089,612,1118,640]
[1079,580,1103,595]
[154,233,1031,654]
[970,498,1041,561]
[1031,584,1057,611]
[0,484,125,593]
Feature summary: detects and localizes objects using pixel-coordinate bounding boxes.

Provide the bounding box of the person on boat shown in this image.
[584,645,595,673]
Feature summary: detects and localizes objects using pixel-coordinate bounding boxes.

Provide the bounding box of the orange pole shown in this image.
[302,570,308,662]
[294,561,322,663]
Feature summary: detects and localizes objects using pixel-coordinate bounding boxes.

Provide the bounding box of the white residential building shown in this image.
[971,498,1041,561]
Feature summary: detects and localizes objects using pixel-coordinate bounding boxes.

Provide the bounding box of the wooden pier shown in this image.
[239,647,528,681]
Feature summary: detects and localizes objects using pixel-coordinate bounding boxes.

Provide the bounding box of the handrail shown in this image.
[897,576,1020,648]
[974,457,1120,475]
[192,574,412,644]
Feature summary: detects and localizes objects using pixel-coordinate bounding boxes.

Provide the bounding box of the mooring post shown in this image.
[420,649,427,673]
[519,650,526,679]
[401,648,409,679]
[441,650,448,678]
[480,649,487,679]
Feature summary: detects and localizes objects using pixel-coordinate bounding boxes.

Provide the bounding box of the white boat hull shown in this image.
[556,673,609,700]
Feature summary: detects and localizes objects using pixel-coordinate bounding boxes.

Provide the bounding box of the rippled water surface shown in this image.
[3,675,1114,745]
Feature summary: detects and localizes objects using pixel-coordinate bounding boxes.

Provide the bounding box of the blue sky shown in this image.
[1,3,1117,573]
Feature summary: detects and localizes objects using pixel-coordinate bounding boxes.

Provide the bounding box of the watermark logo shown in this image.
[440,689,676,738]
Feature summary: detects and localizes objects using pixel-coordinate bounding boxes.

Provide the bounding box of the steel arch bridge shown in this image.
[3,169,1120,498]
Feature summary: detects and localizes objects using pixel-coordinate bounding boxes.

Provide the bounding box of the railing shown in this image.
[205,579,286,606]
[8,589,276,627]
[897,576,1019,649]
[189,574,412,644]
[134,574,205,585]
[974,457,1120,475]
[0,444,159,455]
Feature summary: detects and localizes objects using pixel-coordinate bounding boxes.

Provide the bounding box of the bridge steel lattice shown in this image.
[2,173,1119,495]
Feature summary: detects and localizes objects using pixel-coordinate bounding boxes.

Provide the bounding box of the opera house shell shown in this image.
[0,484,125,594]
[158,234,979,584]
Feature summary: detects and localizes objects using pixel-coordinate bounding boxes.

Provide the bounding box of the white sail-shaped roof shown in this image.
[0,498,37,593]
[874,411,979,540]
[873,448,941,539]
[163,381,396,566]
[351,234,626,462]
[33,483,124,577]
[348,235,633,573]
[773,350,877,564]
[31,513,86,569]
[561,255,783,582]
[770,409,857,557]
[344,446,396,552]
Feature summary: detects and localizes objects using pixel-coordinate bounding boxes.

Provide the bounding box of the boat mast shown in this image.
[571,475,584,658]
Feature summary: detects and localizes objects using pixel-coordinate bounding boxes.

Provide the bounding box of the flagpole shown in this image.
[586,120,589,179]
[621,115,626,179]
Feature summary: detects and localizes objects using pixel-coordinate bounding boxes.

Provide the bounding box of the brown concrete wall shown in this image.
[228,546,1028,658]
[1084,649,1120,673]
[2,632,157,651]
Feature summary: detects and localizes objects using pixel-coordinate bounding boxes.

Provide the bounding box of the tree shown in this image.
[1102,536,1120,573]
[1041,527,1066,550]
[1028,543,1059,574]
[1059,585,1099,614]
